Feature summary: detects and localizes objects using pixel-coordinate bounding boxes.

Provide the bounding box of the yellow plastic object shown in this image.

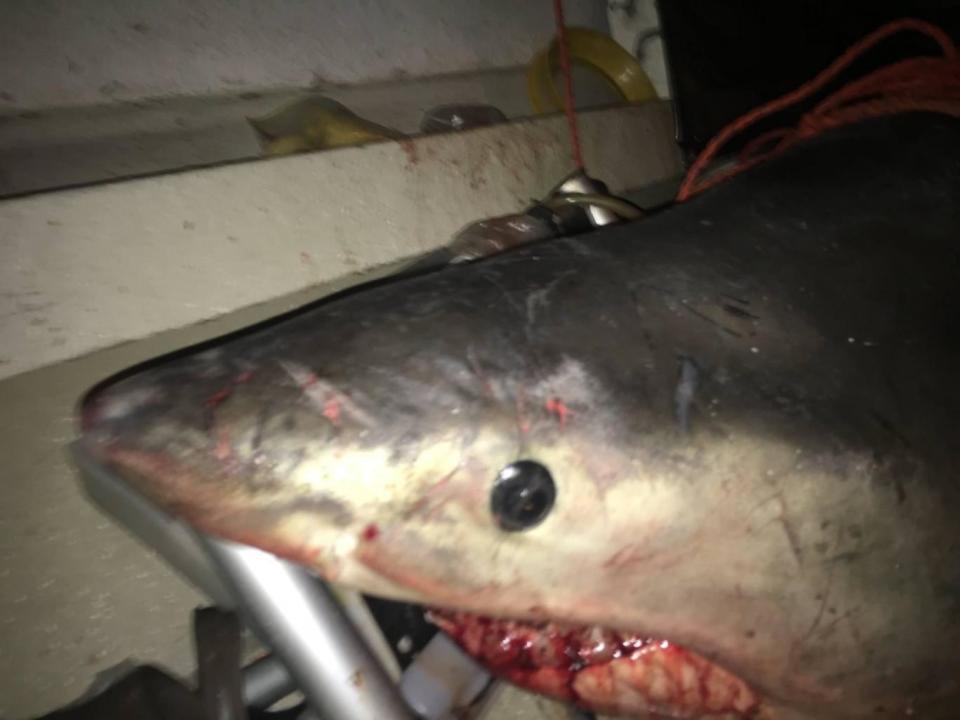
[527,27,657,114]
[249,96,403,156]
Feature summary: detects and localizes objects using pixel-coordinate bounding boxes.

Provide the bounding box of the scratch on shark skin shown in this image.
[480,269,524,317]
[403,464,461,521]
[791,570,835,668]
[775,494,804,568]
[674,356,699,433]
[681,301,743,337]
[812,605,864,644]
[746,491,804,568]
[525,270,577,328]
[514,385,531,436]
[280,361,375,427]
[466,346,496,399]
[250,403,271,452]
[723,303,760,320]
[633,282,742,337]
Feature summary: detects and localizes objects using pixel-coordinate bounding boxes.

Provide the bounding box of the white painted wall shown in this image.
[0,103,680,382]
[0,0,608,112]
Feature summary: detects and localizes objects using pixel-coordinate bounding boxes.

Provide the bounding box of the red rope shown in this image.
[552,0,585,170]
[676,18,960,202]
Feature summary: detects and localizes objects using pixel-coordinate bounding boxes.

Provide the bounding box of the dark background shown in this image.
[658,0,960,157]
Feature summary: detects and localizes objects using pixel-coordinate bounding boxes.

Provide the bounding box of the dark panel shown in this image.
[658,0,960,158]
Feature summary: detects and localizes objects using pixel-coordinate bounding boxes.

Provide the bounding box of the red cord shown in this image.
[676,18,960,202]
[553,0,585,170]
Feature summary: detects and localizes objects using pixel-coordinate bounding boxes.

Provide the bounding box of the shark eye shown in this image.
[491,460,556,532]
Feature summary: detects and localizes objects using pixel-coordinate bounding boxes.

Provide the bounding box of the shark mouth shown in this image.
[428,610,762,719]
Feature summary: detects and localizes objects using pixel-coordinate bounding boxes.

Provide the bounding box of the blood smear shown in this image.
[429,611,760,718]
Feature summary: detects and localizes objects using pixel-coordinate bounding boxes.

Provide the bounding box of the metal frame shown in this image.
[205,539,414,719]
[70,442,415,719]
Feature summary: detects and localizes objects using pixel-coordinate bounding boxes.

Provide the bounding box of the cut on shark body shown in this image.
[431,611,760,718]
[78,115,960,719]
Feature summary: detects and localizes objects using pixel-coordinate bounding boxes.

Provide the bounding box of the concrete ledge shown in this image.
[0,69,535,197]
[0,101,681,381]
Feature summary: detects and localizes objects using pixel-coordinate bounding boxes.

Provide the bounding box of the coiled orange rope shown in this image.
[676,18,960,202]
